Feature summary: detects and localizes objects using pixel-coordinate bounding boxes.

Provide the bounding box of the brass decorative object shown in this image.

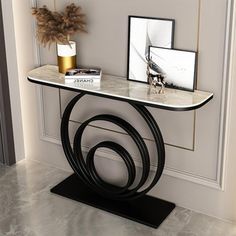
[57,41,77,73]
[57,55,76,74]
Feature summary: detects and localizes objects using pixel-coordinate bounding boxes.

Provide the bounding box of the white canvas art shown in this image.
[149,47,196,91]
[127,16,174,82]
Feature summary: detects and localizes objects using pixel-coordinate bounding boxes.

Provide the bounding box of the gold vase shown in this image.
[57,41,77,74]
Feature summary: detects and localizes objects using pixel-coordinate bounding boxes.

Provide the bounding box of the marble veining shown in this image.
[27,65,213,110]
[0,160,235,236]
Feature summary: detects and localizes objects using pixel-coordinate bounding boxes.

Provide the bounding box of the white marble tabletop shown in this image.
[27,65,213,111]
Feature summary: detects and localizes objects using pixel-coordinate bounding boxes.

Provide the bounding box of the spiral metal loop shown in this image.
[61,92,165,201]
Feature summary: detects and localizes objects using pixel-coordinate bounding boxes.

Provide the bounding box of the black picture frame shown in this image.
[149,46,197,92]
[127,15,175,84]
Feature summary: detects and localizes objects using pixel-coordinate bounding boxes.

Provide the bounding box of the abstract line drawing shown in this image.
[127,16,174,83]
[149,46,197,91]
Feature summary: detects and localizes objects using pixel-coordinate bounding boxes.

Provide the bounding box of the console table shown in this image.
[28,65,213,228]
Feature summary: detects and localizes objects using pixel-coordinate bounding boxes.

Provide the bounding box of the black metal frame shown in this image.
[149,46,198,92]
[51,91,175,228]
[27,72,213,227]
[127,15,175,84]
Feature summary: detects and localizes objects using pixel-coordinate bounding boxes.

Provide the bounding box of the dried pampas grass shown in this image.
[32,3,86,47]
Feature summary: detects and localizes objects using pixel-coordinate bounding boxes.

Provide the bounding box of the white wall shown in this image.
[38,0,227,187]
[1,0,25,162]
[3,0,236,222]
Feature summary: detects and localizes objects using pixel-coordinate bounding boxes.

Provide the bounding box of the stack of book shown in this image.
[65,68,102,83]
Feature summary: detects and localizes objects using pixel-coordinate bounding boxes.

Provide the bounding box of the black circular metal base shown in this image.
[60,92,165,201]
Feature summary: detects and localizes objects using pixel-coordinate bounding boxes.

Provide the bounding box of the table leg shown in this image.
[51,92,175,228]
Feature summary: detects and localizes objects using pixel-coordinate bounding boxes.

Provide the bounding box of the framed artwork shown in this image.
[127,16,175,83]
[149,46,197,91]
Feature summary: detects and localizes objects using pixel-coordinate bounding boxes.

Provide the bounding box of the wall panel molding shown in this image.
[31,0,234,191]
[59,90,196,151]
[216,0,235,190]
[36,85,222,189]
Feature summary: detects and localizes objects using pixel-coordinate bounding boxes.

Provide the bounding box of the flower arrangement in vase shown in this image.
[32,3,86,73]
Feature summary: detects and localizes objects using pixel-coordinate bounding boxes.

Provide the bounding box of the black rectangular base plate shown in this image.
[51,174,175,228]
